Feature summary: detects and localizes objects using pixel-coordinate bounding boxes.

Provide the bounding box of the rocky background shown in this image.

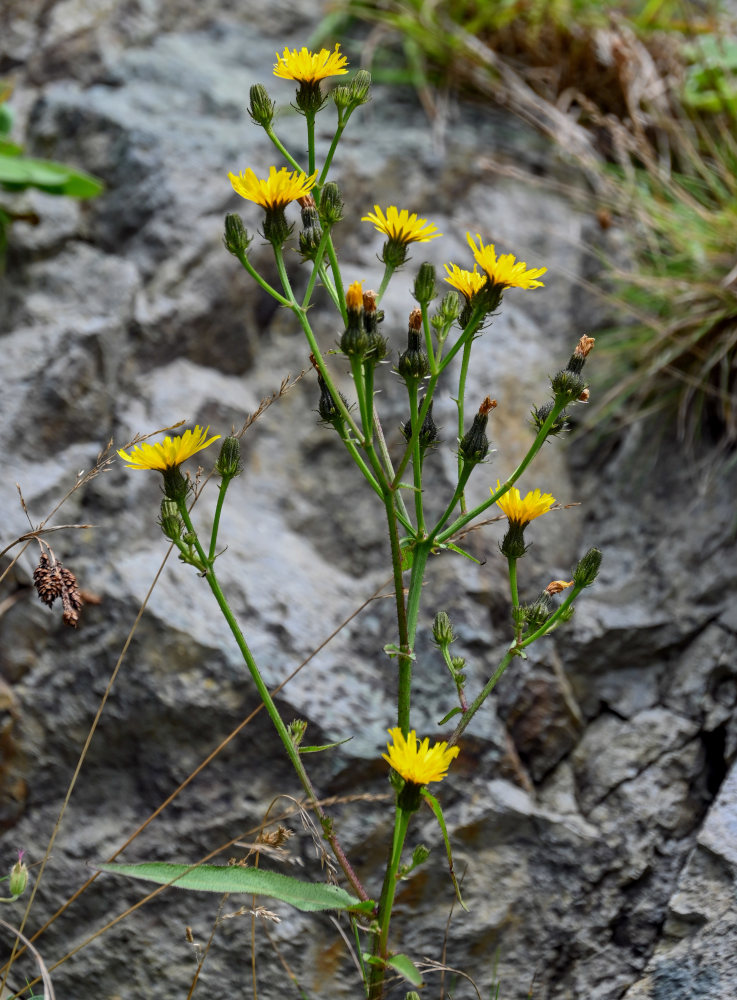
[1,1,736,998]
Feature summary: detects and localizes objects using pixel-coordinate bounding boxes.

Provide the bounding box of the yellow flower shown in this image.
[228,166,318,211]
[443,262,487,299]
[383,727,459,786]
[118,426,221,471]
[346,280,364,311]
[467,233,547,290]
[273,44,349,84]
[494,480,556,526]
[362,205,441,246]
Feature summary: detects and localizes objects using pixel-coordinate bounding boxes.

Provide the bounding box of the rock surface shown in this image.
[1,1,736,998]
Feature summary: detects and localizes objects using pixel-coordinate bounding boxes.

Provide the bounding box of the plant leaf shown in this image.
[0,153,103,197]
[422,790,467,911]
[437,706,462,725]
[386,953,424,986]
[98,862,375,914]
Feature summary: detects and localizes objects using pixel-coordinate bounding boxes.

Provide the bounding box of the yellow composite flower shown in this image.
[443,262,488,299]
[494,480,556,526]
[273,44,349,84]
[118,426,221,471]
[362,205,441,246]
[467,233,547,290]
[383,727,460,786]
[228,166,318,211]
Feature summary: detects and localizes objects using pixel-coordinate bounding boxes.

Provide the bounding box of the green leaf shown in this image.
[444,541,481,564]
[385,953,424,986]
[422,790,467,911]
[299,736,353,753]
[0,153,103,197]
[98,862,375,914]
[383,643,416,661]
[437,706,462,725]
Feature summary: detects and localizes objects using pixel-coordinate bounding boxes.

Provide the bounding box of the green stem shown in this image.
[368,805,412,1000]
[208,477,231,562]
[407,382,425,534]
[178,500,368,902]
[450,647,516,746]
[456,337,473,513]
[234,250,291,307]
[305,110,317,176]
[264,126,303,173]
[376,263,396,303]
[325,237,347,324]
[383,491,412,733]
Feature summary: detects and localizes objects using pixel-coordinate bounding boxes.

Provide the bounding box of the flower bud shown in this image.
[459,397,496,465]
[299,205,323,259]
[573,547,602,588]
[332,85,352,111]
[215,436,242,479]
[410,843,430,867]
[550,369,586,404]
[9,853,28,898]
[396,312,430,381]
[435,291,460,328]
[316,372,347,427]
[522,593,553,629]
[288,719,307,747]
[450,655,466,682]
[160,498,182,540]
[413,262,437,305]
[340,281,370,357]
[531,401,569,436]
[349,70,372,105]
[432,611,455,647]
[319,182,344,226]
[402,398,438,450]
[248,84,276,128]
[223,213,252,256]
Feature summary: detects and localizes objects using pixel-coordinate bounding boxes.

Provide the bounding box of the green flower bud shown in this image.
[248,84,276,128]
[288,719,307,747]
[459,397,496,465]
[215,436,242,479]
[319,182,344,226]
[531,401,569,436]
[299,205,323,260]
[9,854,28,898]
[522,593,553,629]
[410,843,430,867]
[349,70,371,105]
[450,655,466,683]
[396,315,430,381]
[573,547,602,588]
[432,611,455,647]
[412,262,437,305]
[434,291,460,327]
[402,398,438,450]
[550,369,586,404]
[223,213,252,256]
[332,85,351,111]
[159,499,182,540]
[316,372,347,427]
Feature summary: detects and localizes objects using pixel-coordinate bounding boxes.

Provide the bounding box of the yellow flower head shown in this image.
[228,166,318,211]
[494,480,556,526]
[383,727,459,786]
[273,44,349,84]
[467,233,547,290]
[443,262,488,300]
[362,205,441,246]
[118,426,221,472]
[346,280,364,311]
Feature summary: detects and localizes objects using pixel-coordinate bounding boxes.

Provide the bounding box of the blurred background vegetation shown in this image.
[317,0,737,451]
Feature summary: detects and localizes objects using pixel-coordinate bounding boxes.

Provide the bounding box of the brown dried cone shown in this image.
[33,553,63,607]
[60,566,83,628]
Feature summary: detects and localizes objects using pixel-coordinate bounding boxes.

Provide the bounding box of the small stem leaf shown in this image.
[421,790,467,911]
[386,953,424,987]
[437,706,463,725]
[98,862,375,914]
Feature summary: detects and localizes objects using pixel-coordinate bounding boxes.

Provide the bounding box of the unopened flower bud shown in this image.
[413,262,437,305]
[396,312,430,381]
[362,290,389,364]
[459,397,496,465]
[523,593,553,629]
[531,401,569,436]
[223,213,252,256]
[316,372,347,426]
[349,69,372,105]
[319,182,344,226]
[9,853,28,898]
[432,611,455,646]
[550,369,586,403]
[450,655,466,680]
[248,84,276,128]
[573,548,602,588]
[288,719,307,747]
[160,499,182,540]
[299,205,323,259]
[332,85,351,110]
[411,843,430,867]
[216,436,242,479]
[436,291,460,327]
[402,398,438,449]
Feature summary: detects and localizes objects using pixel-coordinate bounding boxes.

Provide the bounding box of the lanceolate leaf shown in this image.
[386,953,424,986]
[422,790,467,911]
[99,862,375,914]
[0,153,103,197]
